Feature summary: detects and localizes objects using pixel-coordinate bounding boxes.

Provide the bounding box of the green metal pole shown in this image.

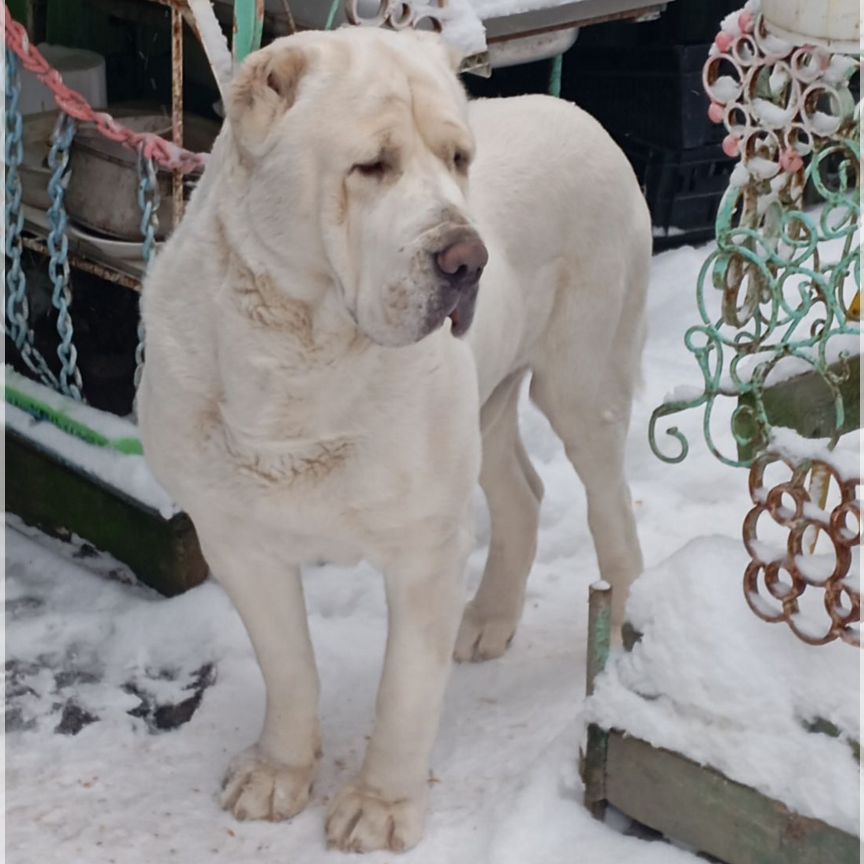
[583,580,612,819]
[233,0,265,65]
[548,53,563,98]
[325,0,341,30]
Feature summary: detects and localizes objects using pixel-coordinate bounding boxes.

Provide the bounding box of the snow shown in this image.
[794,551,839,584]
[768,426,860,482]
[746,155,780,179]
[437,0,487,57]
[719,10,743,37]
[662,383,703,404]
[752,97,796,128]
[768,64,789,95]
[729,162,750,187]
[4,367,177,518]
[651,225,686,238]
[810,109,841,137]
[5,241,860,862]
[585,536,860,835]
[823,54,859,86]
[710,75,740,103]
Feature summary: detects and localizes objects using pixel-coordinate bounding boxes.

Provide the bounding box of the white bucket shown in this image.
[762,0,861,53]
[19,44,107,116]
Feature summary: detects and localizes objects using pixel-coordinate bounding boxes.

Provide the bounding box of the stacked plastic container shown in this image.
[564,1,741,249]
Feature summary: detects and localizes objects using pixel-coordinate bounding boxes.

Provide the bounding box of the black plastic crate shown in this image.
[564,43,721,149]
[462,56,556,99]
[637,0,742,44]
[622,139,734,248]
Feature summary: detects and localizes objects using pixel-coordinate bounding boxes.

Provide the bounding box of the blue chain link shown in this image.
[46,112,84,400]
[134,150,161,388]
[4,48,59,389]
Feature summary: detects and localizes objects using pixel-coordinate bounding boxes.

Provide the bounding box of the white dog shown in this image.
[137,25,649,853]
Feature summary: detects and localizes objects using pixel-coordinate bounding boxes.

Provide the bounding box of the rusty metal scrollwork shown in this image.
[744,451,860,646]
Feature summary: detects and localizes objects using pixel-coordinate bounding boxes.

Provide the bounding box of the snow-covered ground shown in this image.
[5,242,859,862]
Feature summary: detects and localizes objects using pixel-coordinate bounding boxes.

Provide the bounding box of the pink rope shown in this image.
[5,5,208,174]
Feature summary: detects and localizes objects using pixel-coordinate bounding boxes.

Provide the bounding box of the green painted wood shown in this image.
[583,582,613,819]
[6,427,207,597]
[737,356,861,461]
[605,732,860,864]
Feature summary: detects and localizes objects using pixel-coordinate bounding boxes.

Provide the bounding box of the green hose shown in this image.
[4,383,144,456]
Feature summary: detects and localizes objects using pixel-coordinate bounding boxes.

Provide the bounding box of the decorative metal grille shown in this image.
[647,9,861,646]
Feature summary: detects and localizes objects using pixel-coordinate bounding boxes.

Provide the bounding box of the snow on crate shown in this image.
[584,535,859,835]
[4,366,177,518]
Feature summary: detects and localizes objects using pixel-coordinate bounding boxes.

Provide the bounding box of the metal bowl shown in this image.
[66,113,219,241]
[20,110,219,241]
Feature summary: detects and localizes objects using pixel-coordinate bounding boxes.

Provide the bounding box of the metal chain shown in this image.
[4,47,59,390]
[134,150,161,389]
[46,111,84,400]
[5,9,206,175]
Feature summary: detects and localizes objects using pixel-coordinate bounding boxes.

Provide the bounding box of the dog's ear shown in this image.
[228,45,308,158]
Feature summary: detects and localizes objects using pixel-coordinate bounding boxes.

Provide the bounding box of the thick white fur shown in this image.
[138,26,650,854]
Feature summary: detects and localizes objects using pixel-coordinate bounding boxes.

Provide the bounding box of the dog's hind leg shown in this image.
[454,370,543,662]
[528,357,643,634]
[199,532,321,823]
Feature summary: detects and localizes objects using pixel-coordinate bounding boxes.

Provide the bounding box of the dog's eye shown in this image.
[453,150,470,174]
[352,160,389,179]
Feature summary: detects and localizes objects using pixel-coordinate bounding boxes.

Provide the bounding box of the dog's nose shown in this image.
[435,239,488,286]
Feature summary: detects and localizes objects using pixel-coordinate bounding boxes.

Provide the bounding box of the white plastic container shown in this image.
[762,0,860,53]
[19,44,107,115]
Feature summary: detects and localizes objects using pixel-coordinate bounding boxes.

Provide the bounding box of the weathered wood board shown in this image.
[737,356,861,461]
[6,427,207,597]
[603,731,860,864]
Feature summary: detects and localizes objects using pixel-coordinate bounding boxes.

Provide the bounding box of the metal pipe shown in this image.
[171,3,185,226]
[583,580,612,820]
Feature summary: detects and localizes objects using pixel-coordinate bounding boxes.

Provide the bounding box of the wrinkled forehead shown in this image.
[317,28,470,138]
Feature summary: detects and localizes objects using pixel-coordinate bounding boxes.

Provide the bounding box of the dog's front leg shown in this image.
[326,529,469,853]
[202,535,321,822]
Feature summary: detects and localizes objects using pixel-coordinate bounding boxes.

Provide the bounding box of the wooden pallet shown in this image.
[6,427,207,596]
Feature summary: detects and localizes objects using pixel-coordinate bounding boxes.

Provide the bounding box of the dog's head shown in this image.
[225,27,486,347]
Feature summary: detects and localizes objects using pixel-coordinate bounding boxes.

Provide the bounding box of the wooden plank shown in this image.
[737,356,861,462]
[605,732,859,864]
[6,428,207,597]
[583,582,613,819]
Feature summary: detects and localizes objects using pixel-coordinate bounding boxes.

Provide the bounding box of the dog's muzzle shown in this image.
[428,234,488,337]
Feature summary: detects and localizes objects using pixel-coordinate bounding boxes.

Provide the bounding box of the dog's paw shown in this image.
[221,746,317,822]
[453,603,518,662]
[325,783,425,853]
